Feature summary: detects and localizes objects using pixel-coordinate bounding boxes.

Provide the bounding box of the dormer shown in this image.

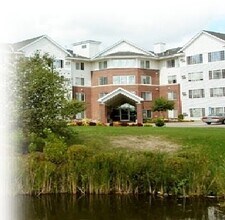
[72,40,101,58]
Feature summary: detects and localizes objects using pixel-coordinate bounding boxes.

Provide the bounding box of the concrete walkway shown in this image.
[164,121,225,128]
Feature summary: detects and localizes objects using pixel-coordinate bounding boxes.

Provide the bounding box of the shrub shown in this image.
[178,114,184,121]
[43,131,68,164]
[154,118,165,127]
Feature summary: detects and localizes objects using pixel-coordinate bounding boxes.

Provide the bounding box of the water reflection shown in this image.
[17,194,225,220]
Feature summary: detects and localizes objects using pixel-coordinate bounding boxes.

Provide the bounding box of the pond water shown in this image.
[16,194,225,220]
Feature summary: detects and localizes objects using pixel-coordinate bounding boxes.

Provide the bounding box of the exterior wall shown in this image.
[70,60,92,86]
[13,31,225,122]
[22,37,68,59]
[90,68,160,120]
[180,33,225,119]
[103,41,149,56]
[73,86,92,118]
[72,42,101,58]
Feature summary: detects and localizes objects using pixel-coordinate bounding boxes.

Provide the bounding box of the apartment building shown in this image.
[7,30,225,123]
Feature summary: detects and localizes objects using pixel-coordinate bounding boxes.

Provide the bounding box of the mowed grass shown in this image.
[18,125,225,196]
[73,126,225,160]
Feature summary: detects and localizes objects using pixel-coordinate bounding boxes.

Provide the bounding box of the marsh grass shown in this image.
[17,126,225,197]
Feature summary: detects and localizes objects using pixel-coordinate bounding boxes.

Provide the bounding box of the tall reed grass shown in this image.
[16,125,225,197]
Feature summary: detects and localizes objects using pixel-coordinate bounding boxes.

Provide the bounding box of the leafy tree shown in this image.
[152,97,174,117]
[14,52,85,139]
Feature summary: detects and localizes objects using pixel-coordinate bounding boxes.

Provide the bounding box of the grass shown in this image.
[17,126,225,197]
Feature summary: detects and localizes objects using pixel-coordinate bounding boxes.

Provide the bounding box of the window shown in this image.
[141,75,151,84]
[54,59,64,68]
[76,111,85,119]
[76,62,84,70]
[141,92,152,101]
[190,108,205,117]
[142,110,151,119]
[168,91,177,100]
[111,59,136,68]
[168,75,177,84]
[113,75,135,85]
[167,59,175,68]
[189,89,205,98]
[209,69,225,79]
[140,60,150,69]
[187,54,203,65]
[210,87,225,97]
[99,61,107,70]
[188,72,203,81]
[99,76,108,85]
[210,107,225,115]
[75,92,85,101]
[208,51,225,62]
[140,60,145,68]
[65,61,71,67]
[82,45,87,49]
[99,92,108,98]
[75,77,84,86]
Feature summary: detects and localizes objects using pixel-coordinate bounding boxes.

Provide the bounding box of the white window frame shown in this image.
[141,92,152,101]
[188,72,203,81]
[189,89,205,98]
[141,75,151,84]
[113,75,135,85]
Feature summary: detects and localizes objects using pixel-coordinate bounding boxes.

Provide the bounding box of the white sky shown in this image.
[1,0,225,51]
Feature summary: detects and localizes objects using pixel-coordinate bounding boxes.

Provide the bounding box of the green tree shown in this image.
[152,97,175,117]
[15,52,85,138]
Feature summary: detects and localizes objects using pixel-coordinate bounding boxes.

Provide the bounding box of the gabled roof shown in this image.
[73,40,101,46]
[93,39,155,59]
[156,47,183,58]
[12,35,72,56]
[98,87,143,107]
[179,30,225,52]
[204,30,225,41]
[12,35,44,51]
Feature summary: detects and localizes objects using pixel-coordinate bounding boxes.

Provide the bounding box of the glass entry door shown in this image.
[120,108,130,121]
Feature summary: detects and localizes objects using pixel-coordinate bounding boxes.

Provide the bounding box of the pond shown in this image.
[16,194,225,220]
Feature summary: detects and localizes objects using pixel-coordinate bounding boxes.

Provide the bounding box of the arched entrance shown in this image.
[98,87,144,124]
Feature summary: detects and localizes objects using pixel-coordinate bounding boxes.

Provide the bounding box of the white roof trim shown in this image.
[92,39,155,59]
[178,30,225,53]
[98,87,143,104]
[18,35,72,56]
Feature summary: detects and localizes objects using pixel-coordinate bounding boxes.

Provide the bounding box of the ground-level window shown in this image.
[142,110,151,119]
[209,107,225,115]
[76,111,85,119]
[190,108,205,117]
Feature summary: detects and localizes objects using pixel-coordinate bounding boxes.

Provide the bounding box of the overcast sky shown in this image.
[1,0,225,51]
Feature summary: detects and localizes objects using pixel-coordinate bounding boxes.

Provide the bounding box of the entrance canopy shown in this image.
[98,87,143,107]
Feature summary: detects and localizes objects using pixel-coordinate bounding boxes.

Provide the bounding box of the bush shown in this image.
[43,131,68,164]
[154,118,165,127]
[178,114,184,121]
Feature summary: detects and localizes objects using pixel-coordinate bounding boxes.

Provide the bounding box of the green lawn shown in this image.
[18,126,225,196]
